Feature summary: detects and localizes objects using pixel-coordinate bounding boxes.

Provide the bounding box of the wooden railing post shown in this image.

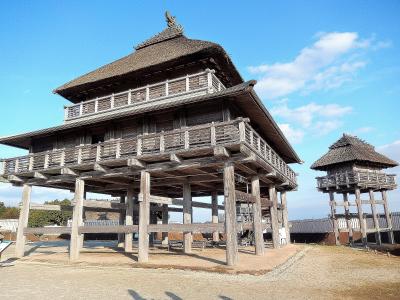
[160,132,165,153]
[110,94,115,108]
[64,106,69,120]
[127,90,132,105]
[77,147,83,164]
[165,80,169,96]
[96,144,101,161]
[79,102,83,117]
[44,152,49,169]
[185,74,190,92]
[210,122,216,146]
[238,121,246,142]
[184,129,190,150]
[116,140,121,159]
[137,136,142,156]
[14,158,19,173]
[145,85,150,101]
[94,98,99,112]
[60,150,65,167]
[28,156,34,171]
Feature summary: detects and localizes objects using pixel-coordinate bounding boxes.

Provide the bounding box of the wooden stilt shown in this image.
[355,188,367,247]
[223,162,238,266]
[280,191,291,245]
[343,192,354,246]
[211,191,219,242]
[161,204,169,245]
[118,196,126,246]
[381,190,395,244]
[183,180,192,253]
[138,170,150,263]
[15,184,32,258]
[70,178,84,261]
[329,191,340,246]
[369,189,381,245]
[125,188,134,253]
[268,185,279,249]
[251,176,264,255]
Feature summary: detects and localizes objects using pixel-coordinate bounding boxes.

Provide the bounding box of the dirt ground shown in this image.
[1,243,399,299]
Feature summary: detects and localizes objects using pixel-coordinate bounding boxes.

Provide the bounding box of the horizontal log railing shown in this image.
[317,171,396,188]
[64,69,225,121]
[0,119,296,185]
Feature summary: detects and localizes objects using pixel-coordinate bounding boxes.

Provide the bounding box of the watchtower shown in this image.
[311,134,398,246]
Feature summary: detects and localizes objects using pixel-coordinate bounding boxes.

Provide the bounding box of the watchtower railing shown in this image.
[0,119,297,186]
[316,171,396,189]
[64,69,225,121]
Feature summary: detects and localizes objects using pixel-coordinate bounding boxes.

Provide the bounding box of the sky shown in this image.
[0,1,399,222]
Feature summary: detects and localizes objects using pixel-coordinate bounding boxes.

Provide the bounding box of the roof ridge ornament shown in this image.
[165,11,184,31]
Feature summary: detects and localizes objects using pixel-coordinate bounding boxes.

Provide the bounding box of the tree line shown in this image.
[0,199,72,227]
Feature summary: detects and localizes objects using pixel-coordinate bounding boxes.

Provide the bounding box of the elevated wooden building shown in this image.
[311,134,398,247]
[0,13,300,265]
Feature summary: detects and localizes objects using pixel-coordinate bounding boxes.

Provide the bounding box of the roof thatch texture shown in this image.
[311,134,398,170]
[54,25,242,101]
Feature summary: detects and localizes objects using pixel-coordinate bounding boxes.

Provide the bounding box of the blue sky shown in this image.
[0,1,399,221]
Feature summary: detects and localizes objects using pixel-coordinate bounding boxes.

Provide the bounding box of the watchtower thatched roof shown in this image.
[310,134,398,171]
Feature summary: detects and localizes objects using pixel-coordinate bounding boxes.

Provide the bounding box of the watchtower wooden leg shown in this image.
[223,162,238,266]
[70,178,84,261]
[161,204,169,245]
[138,170,150,263]
[15,184,32,258]
[183,181,192,254]
[355,188,367,247]
[211,191,219,242]
[118,196,126,247]
[343,192,353,246]
[280,191,291,245]
[268,185,280,249]
[369,189,381,245]
[329,191,340,246]
[125,188,134,253]
[251,176,264,255]
[382,190,395,244]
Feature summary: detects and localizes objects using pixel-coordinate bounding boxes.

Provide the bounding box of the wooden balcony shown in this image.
[316,171,397,191]
[64,69,225,122]
[0,119,296,187]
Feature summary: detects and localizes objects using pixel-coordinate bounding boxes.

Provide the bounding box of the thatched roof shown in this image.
[310,134,398,170]
[54,21,243,102]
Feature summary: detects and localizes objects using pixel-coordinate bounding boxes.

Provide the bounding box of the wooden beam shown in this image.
[33,172,48,180]
[183,181,192,253]
[211,191,219,242]
[251,176,264,255]
[148,223,225,233]
[128,158,146,169]
[24,226,71,235]
[71,199,127,210]
[214,146,230,158]
[61,167,80,176]
[70,178,84,261]
[79,225,138,234]
[94,163,110,173]
[125,188,135,253]
[170,153,182,165]
[15,184,31,258]
[138,170,150,263]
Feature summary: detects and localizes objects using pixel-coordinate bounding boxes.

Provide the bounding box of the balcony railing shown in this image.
[64,69,225,121]
[0,119,297,186]
[317,171,396,189]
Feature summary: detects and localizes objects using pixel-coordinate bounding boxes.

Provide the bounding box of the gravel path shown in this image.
[1,245,399,299]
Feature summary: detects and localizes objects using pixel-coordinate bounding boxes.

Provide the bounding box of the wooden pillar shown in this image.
[251,176,264,255]
[381,190,395,244]
[268,186,279,249]
[15,184,32,258]
[280,191,291,245]
[369,190,382,245]
[183,181,192,253]
[211,191,219,242]
[161,204,169,245]
[70,178,84,261]
[355,188,367,247]
[329,191,340,246]
[138,170,150,263]
[343,192,354,246]
[223,162,238,266]
[125,188,134,253]
[118,196,126,246]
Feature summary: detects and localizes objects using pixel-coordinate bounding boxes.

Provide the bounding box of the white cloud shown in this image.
[378,140,400,163]
[248,32,378,99]
[278,124,304,144]
[313,120,343,136]
[351,126,375,135]
[271,102,352,128]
